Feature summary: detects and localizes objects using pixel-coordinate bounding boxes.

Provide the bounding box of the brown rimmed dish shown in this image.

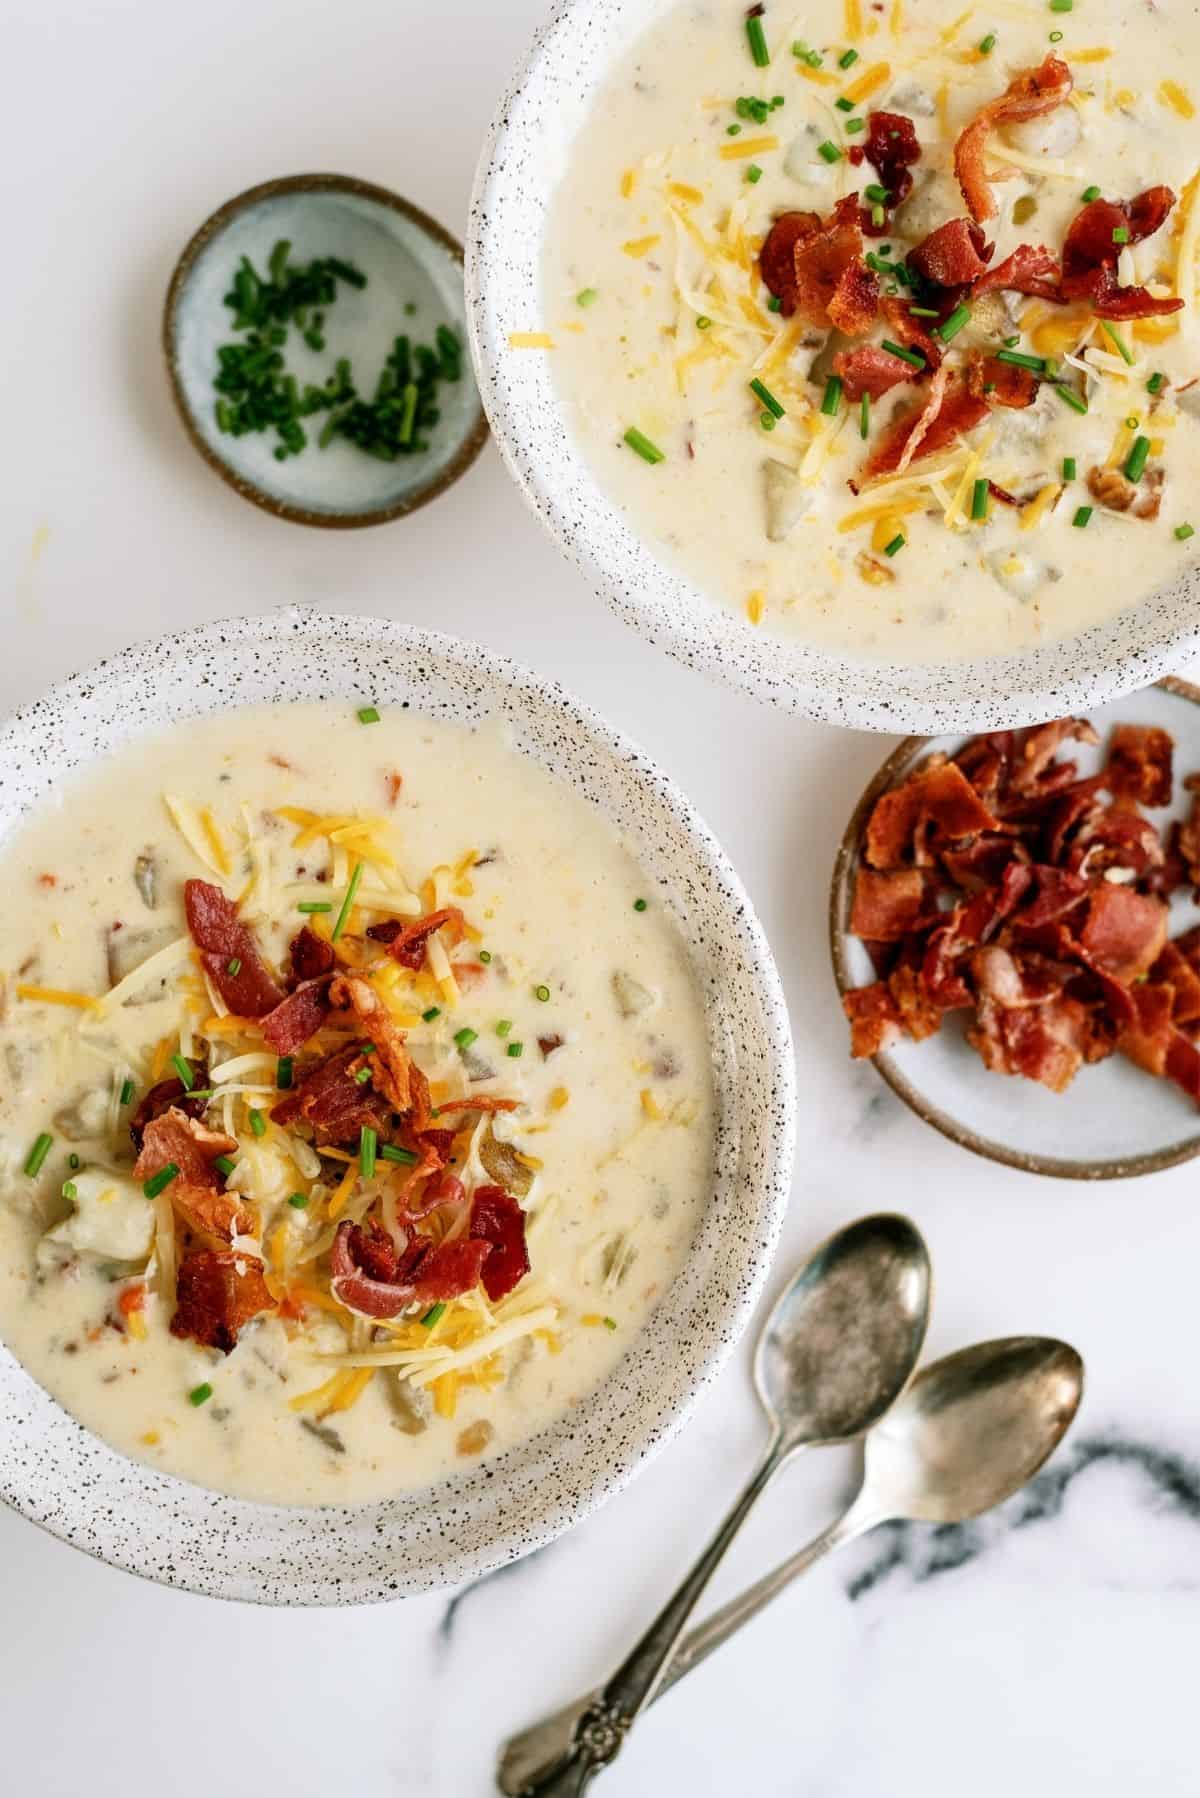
[163,174,488,529]
[829,678,1200,1181]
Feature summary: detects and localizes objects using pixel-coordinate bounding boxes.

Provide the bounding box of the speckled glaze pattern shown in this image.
[0,609,794,1604]
[465,0,1200,735]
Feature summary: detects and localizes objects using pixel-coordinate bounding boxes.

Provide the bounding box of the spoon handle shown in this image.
[516,1436,789,1796]
[498,1495,879,1797]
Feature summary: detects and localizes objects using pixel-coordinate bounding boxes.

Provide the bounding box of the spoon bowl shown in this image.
[755,1213,932,1447]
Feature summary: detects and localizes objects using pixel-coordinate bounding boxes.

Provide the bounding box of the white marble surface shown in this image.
[4,2,1200,1794]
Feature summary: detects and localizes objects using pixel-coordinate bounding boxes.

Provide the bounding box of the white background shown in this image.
[5,3,1200,1794]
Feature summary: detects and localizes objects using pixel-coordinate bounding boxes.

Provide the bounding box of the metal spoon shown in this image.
[501,1334,1083,1795]
[508,1213,932,1797]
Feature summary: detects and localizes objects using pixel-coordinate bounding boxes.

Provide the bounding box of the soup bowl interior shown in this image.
[0,608,794,1602]
[465,0,1200,734]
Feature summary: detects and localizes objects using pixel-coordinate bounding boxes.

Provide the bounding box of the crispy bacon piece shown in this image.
[271,1044,393,1144]
[760,196,878,333]
[866,757,999,869]
[954,55,1073,223]
[170,1248,274,1353]
[860,111,922,236]
[1009,719,1099,799]
[260,980,331,1055]
[843,981,904,1057]
[968,991,1088,1092]
[849,867,929,940]
[433,1094,521,1116]
[133,1108,251,1242]
[973,243,1063,302]
[832,343,919,401]
[368,907,465,970]
[880,296,944,370]
[183,880,284,1017]
[469,1186,531,1302]
[907,218,991,288]
[329,1219,491,1320]
[1119,980,1176,1078]
[290,926,336,982]
[966,353,1038,409]
[129,1068,209,1151]
[1078,885,1167,984]
[758,210,821,316]
[860,366,990,481]
[1107,725,1173,809]
[1061,187,1184,319]
[328,975,414,1112]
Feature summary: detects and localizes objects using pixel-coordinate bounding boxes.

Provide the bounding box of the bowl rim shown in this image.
[465,0,1200,734]
[163,173,489,530]
[0,605,796,1601]
[828,676,1200,1180]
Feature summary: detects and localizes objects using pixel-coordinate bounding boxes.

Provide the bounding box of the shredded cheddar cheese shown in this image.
[507,332,555,349]
[622,233,662,258]
[1161,80,1196,120]
[718,134,779,160]
[15,984,98,1010]
[843,61,890,104]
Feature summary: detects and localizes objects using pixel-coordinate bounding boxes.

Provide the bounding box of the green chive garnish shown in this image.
[746,12,770,66]
[883,533,905,557]
[864,183,890,204]
[171,1054,194,1091]
[1098,321,1134,365]
[357,706,380,724]
[995,348,1045,372]
[1176,523,1196,541]
[68,1153,80,1170]
[359,1126,377,1179]
[767,294,783,312]
[696,315,712,330]
[1049,0,1072,10]
[331,860,364,941]
[1063,456,1077,480]
[380,1143,419,1166]
[62,1181,77,1201]
[746,163,763,183]
[818,140,843,163]
[276,1056,294,1090]
[602,1315,618,1331]
[979,32,996,51]
[749,377,785,418]
[215,1156,235,1177]
[880,340,925,369]
[821,375,843,416]
[727,122,742,135]
[1054,382,1089,415]
[576,288,598,308]
[971,478,989,521]
[624,426,666,464]
[288,1192,309,1208]
[935,303,972,343]
[496,1019,513,1037]
[478,949,493,965]
[354,1066,371,1085]
[845,117,865,133]
[421,1302,446,1327]
[1049,25,1064,37]
[24,1133,53,1178]
[1124,435,1151,483]
[188,1383,213,1407]
[1112,226,1130,245]
[860,392,871,439]
[839,47,859,66]
[835,95,854,111]
[760,412,776,431]
[633,897,648,911]
[297,900,333,914]
[454,1027,478,1049]
[1148,372,1166,394]
[1073,505,1093,528]
[535,984,551,1002]
[248,1108,266,1137]
[422,1006,441,1022]
[1081,184,1101,202]
[909,306,940,318]
[506,1041,524,1058]
[143,1163,179,1199]
[119,1078,135,1106]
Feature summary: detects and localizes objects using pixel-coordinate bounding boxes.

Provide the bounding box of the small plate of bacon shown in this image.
[831,681,1200,1178]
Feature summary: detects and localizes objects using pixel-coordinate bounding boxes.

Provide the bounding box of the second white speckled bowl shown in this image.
[0,609,795,1602]
[465,0,1200,734]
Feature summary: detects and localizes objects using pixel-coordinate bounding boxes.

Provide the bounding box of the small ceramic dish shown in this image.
[829,679,1200,1180]
[466,0,1200,734]
[164,175,487,528]
[0,609,794,1602]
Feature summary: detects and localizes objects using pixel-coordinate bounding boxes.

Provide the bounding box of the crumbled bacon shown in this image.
[849,867,930,940]
[907,218,992,289]
[328,974,414,1112]
[760,196,878,333]
[860,111,922,237]
[129,1068,209,1151]
[328,1219,491,1320]
[271,1044,393,1144]
[290,926,335,982]
[879,296,944,370]
[184,880,284,1017]
[170,1248,274,1352]
[954,55,1073,223]
[1061,187,1184,319]
[133,1108,251,1242]
[469,1186,531,1301]
[973,243,1063,302]
[860,366,989,482]
[966,353,1038,409]
[260,979,332,1055]
[1107,725,1173,809]
[832,343,920,400]
[367,906,465,970]
[758,210,821,316]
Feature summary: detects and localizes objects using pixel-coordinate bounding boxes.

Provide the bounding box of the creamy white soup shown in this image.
[0,705,713,1504]
[540,0,1200,660]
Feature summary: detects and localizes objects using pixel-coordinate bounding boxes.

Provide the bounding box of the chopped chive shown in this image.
[623,426,666,464]
[248,1108,266,1138]
[454,1027,478,1049]
[749,377,785,418]
[1073,505,1093,528]
[821,375,843,416]
[1049,0,1072,9]
[1098,321,1134,365]
[817,140,843,164]
[535,984,552,1002]
[979,31,996,51]
[746,163,763,183]
[143,1162,179,1199]
[354,1066,372,1085]
[225,957,242,979]
[62,1181,77,1201]
[839,47,859,67]
[1125,414,1140,429]
[68,1153,80,1170]
[995,348,1045,372]
[871,204,887,229]
[357,706,380,724]
[576,287,598,307]
[971,478,990,521]
[1049,26,1063,38]
[1063,456,1077,480]
[767,294,783,312]
[760,412,776,431]
[478,949,493,965]
[506,1041,524,1058]
[380,1143,419,1166]
[696,315,712,330]
[288,1192,309,1208]
[727,122,742,135]
[880,339,926,369]
[496,1019,513,1037]
[276,1055,294,1090]
[1002,334,1020,348]
[119,1077,135,1106]
[1124,434,1151,482]
[864,183,890,204]
[1081,184,1101,202]
[835,95,855,111]
[859,392,871,439]
[935,303,972,343]
[909,306,940,318]
[1054,382,1089,415]
[421,1302,447,1327]
[214,1155,235,1177]
[171,1054,195,1091]
[1147,371,1166,394]
[1176,523,1196,541]
[1112,226,1130,244]
[633,897,648,911]
[188,1382,213,1407]
[422,1005,441,1022]
[331,860,364,941]
[746,12,770,66]
[297,900,333,914]
[602,1315,618,1331]
[883,533,906,557]
[845,117,865,133]
[24,1133,53,1177]
[359,1125,377,1179]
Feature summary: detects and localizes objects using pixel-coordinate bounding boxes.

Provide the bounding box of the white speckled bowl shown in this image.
[0,608,794,1602]
[465,0,1200,734]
